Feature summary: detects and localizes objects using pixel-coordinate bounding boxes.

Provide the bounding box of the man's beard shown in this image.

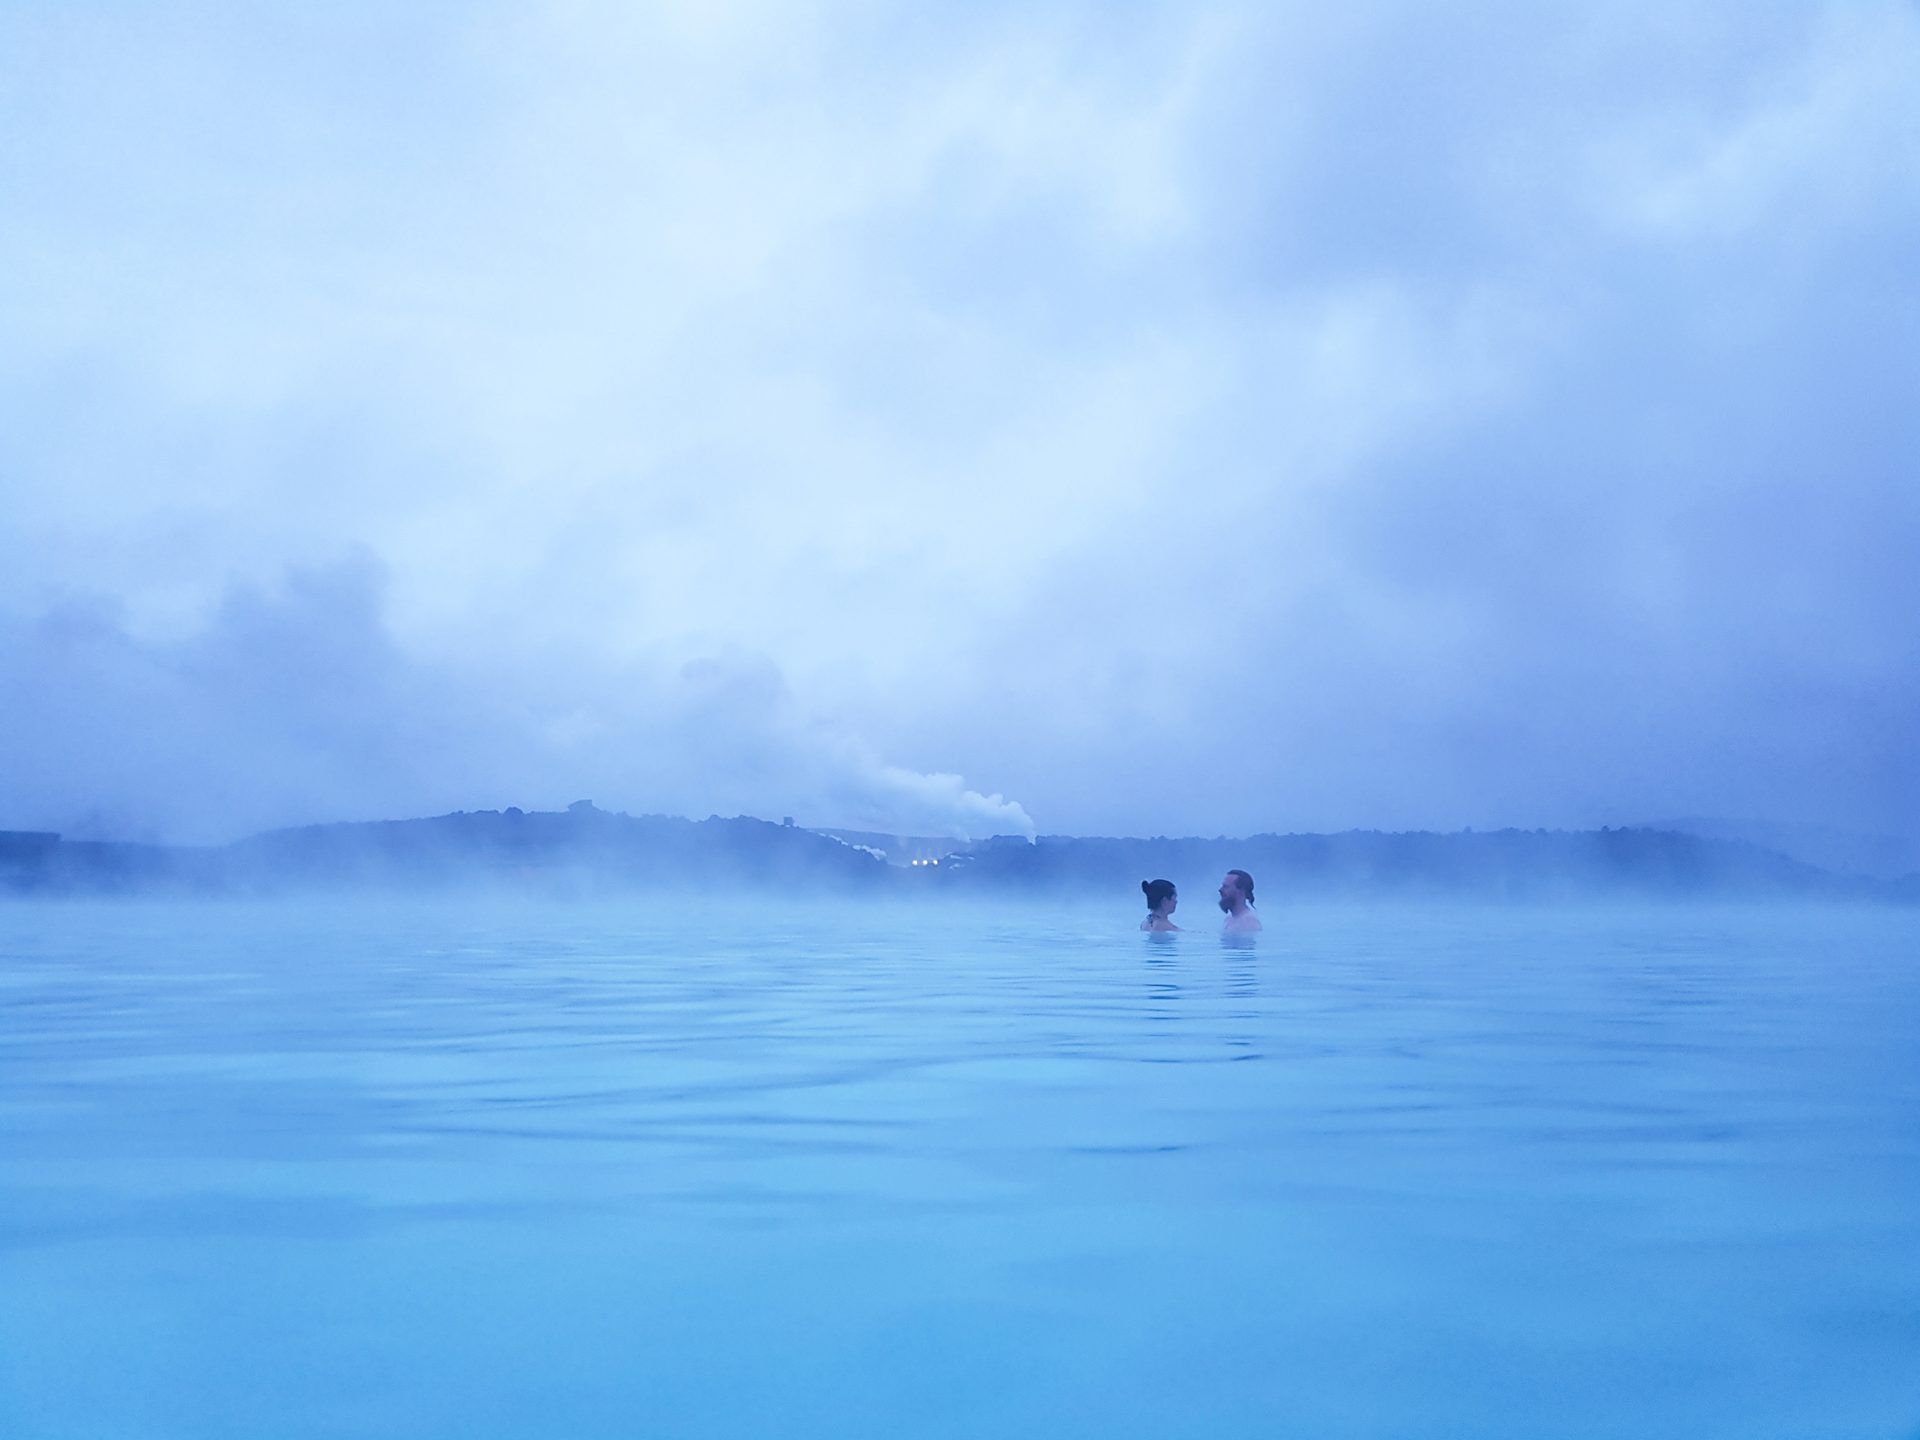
[1218,897,1233,913]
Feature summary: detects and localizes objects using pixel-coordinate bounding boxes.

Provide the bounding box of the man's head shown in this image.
[1218,869,1255,913]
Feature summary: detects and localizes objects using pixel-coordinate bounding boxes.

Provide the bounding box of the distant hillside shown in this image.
[2,810,1913,902]
[0,802,890,896]
[1643,816,1920,882]
[937,827,1915,902]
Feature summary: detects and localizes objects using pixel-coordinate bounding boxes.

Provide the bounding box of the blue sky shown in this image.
[2,1,1916,842]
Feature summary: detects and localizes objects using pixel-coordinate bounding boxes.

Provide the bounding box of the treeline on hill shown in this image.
[0,803,889,897]
[1,807,1913,901]
[940,828,1916,902]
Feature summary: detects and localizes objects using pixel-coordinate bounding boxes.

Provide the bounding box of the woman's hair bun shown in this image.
[1140,879,1151,895]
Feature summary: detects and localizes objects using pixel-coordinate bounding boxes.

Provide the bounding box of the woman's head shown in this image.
[1141,878,1177,915]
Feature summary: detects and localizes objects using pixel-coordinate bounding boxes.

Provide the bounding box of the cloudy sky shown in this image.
[3,1,1915,843]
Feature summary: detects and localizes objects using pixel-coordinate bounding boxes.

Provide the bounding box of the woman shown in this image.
[1140,878,1180,931]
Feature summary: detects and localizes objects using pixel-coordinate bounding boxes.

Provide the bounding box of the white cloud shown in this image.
[1,1,1914,842]
[0,561,1033,842]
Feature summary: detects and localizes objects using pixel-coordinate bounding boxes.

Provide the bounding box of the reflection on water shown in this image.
[1,899,1918,1439]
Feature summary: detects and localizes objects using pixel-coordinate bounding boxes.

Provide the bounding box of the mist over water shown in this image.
[3,3,1917,1434]
[3,898,1916,1438]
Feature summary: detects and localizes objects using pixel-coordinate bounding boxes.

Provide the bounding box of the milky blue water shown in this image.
[2,899,1917,1439]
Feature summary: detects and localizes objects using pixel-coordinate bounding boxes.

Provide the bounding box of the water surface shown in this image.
[2,900,1917,1438]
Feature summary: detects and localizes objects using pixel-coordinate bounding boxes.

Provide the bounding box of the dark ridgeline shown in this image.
[0,829,198,892]
[938,828,1919,903]
[0,802,890,897]
[1,809,1915,901]
[225,802,889,893]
